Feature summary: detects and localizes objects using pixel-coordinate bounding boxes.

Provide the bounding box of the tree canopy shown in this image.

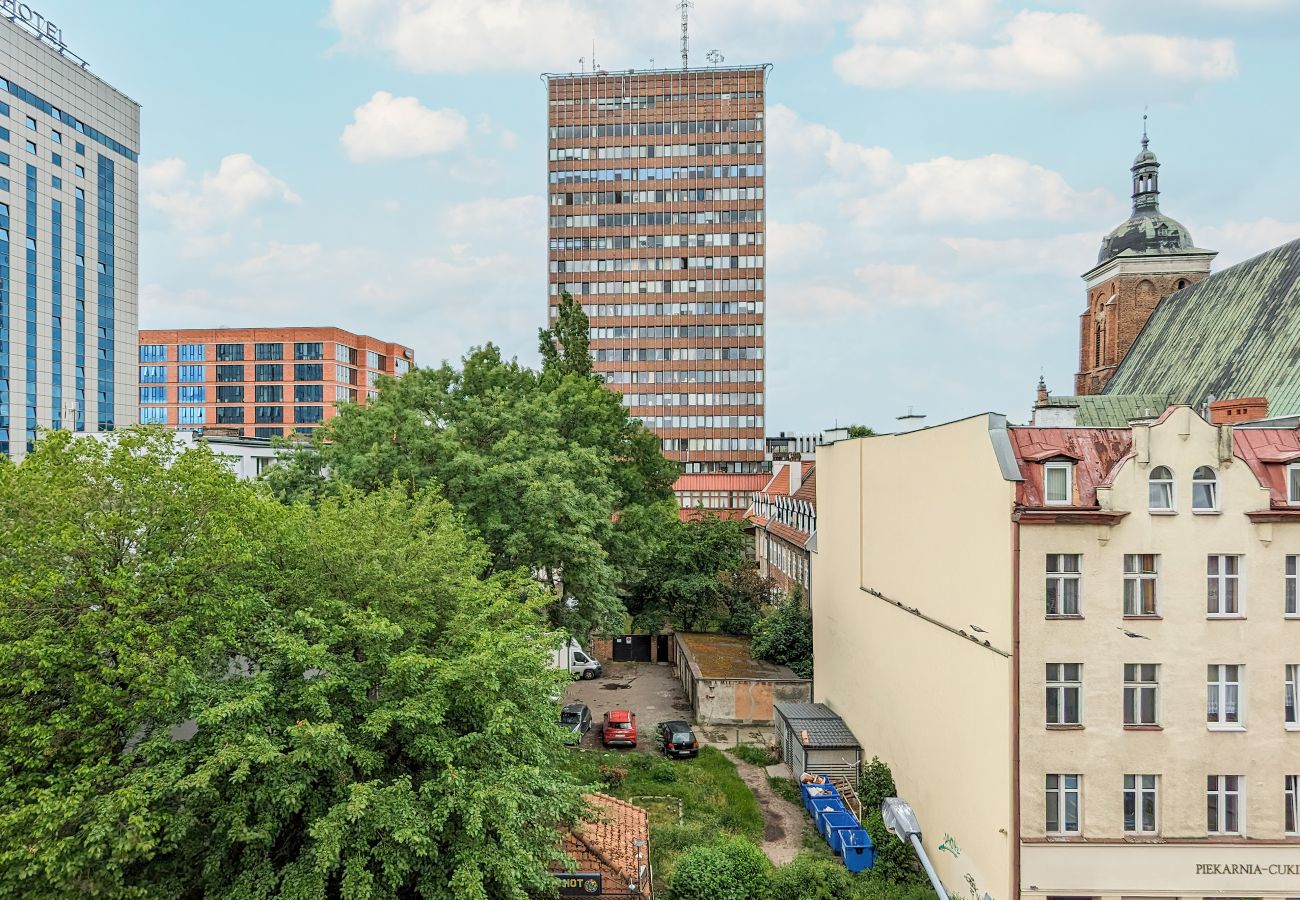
[0,430,585,899]
[264,296,676,636]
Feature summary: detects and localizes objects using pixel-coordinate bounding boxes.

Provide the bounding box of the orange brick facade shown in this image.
[545,67,768,492]
[137,327,413,438]
[1075,271,1209,395]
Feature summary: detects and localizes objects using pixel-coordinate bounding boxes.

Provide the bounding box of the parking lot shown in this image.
[564,660,691,752]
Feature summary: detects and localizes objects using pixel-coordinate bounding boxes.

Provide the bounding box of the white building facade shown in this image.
[1,10,139,457]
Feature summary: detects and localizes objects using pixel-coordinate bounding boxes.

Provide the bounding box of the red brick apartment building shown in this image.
[544,65,771,518]
[137,327,413,438]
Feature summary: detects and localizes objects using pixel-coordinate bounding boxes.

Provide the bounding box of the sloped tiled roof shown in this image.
[1038,393,1175,427]
[1233,427,1300,508]
[1009,427,1134,508]
[1102,238,1300,415]
[793,466,816,506]
[774,703,860,749]
[561,793,648,891]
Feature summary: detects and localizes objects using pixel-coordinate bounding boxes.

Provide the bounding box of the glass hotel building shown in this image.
[0,14,140,457]
[544,66,770,517]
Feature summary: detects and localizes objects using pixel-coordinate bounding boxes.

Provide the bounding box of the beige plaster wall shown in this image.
[815,415,1019,899]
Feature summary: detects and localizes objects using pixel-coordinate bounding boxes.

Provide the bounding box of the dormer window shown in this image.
[1192,466,1219,512]
[1044,461,1073,506]
[1290,464,1300,505]
[1149,466,1175,512]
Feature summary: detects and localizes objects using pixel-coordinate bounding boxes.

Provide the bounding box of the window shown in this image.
[255,385,283,403]
[295,384,323,403]
[50,128,61,144]
[139,386,165,404]
[1207,664,1243,728]
[139,366,166,384]
[1124,774,1158,833]
[1045,774,1080,834]
[178,343,205,362]
[1185,470,1221,518]
[1290,464,1300,504]
[75,141,85,155]
[366,350,382,369]
[294,406,324,424]
[215,407,244,425]
[1288,775,1298,834]
[75,164,84,178]
[1148,466,1174,511]
[1207,555,1242,617]
[1289,556,1298,617]
[1287,665,1298,728]
[216,365,244,383]
[216,385,244,404]
[254,364,283,382]
[254,427,283,439]
[178,407,204,425]
[336,386,355,403]
[215,343,244,361]
[1046,554,1082,616]
[1044,462,1072,505]
[177,365,204,383]
[255,342,284,360]
[139,407,166,425]
[294,363,323,381]
[1123,554,1159,617]
[1207,775,1242,834]
[24,140,35,154]
[294,342,323,360]
[51,153,60,168]
[1124,664,1159,726]
[1046,663,1082,726]
[25,116,36,130]
[255,406,284,424]
[139,344,166,362]
[178,386,205,404]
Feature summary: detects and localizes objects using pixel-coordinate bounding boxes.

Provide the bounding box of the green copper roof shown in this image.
[1102,238,1300,415]
[1040,393,1175,426]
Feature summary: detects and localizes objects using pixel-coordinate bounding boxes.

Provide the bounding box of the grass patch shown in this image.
[767,775,801,807]
[729,743,778,766]
[562,746,763,890]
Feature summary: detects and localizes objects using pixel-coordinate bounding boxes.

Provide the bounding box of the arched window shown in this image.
[1193,466,1219,511]
[1149,466,1175,511]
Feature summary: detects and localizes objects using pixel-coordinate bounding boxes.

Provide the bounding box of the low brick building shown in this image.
[553,794,651,898]
[673,632,810,726]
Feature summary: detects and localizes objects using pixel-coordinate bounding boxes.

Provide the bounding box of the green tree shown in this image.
[262,337,675,636]
[846,425,875,438]
[538,292,591,378]
[626,515,754,632]
[750,590,813,677]
[667,838,770,900]
[0,430,586,899]
[858,757,927,886]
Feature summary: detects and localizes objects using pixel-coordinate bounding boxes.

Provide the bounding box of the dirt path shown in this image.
[731,758,806,866]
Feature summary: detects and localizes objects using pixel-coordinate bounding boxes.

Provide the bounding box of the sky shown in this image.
[44,0,1300,431]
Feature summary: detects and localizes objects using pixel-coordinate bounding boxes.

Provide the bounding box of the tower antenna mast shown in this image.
[678,0,691,69]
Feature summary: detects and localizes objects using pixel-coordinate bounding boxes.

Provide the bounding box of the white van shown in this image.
[549,638,602,679]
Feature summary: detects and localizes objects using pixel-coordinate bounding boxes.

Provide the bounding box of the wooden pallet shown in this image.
[830,776,862,820]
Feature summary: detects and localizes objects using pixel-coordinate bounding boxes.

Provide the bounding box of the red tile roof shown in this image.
[673,473,770,492]
[1009,427,1134,508]
[793,466,816,505]
[1233,427,1300,507]
[559,793,649,895]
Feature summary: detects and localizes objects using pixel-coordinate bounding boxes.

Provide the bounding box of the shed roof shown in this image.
[774,703,861,749]
[1008,427,1134,508]
[676,632,808,681]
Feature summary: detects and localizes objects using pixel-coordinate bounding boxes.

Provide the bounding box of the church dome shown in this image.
[1096,131,1201,264]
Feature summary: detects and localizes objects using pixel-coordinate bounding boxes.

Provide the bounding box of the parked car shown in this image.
[560,703,593,744]
[655,720,699,759]
[601,709,638,748]
[548,638,602,680]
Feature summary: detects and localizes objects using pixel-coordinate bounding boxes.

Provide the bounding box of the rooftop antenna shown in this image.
[678,0,691,69]
[579,55,585,74]
[592,39,598,72]
[897,406,927,423]
[1142,105,1149,149]
[706,49,724,65]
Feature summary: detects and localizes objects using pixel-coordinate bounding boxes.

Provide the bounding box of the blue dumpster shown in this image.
[819,811,859,849]
[839,828,876,872]
[812,799,849,832]
[800,783,840,816]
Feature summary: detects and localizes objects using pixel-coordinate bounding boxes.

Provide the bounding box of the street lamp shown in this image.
[881,797,950,900]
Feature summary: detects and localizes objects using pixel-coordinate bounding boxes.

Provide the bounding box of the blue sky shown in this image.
[47,0,1300,431]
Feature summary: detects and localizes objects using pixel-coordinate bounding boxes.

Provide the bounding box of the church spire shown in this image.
[1131,114,1160,213]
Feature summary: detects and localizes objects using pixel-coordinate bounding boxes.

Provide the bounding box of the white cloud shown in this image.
[943,232,1101,275]
[766,221,827,267]
[1199,218,1300,267]
[341,91,469,163]
[851,0,996,42]
[444,195,544,237]
[858,154,1112,225]
[835,9,1237,91]
[143,154,299,254]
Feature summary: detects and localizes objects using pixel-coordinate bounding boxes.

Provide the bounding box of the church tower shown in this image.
[1075,127,1216,395]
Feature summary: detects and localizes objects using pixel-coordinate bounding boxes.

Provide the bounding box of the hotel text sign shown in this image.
[1,1,65,49]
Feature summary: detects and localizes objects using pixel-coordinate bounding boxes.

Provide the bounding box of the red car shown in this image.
[601,709,638,748]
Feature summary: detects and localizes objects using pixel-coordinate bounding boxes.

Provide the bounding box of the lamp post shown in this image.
[881,797,950,900]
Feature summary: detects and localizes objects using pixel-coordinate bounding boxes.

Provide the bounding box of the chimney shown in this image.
[1036,376,1050,406]
[1207,397,1269,425]
[788,460,803,494]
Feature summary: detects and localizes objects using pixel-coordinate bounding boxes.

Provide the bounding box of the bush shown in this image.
[667,838,771,900]
[767,776,801,807]
[731,743,778,766]
[859,756,897,811]
[857,757,928,887]
[599,764,627,788]
[750,591,812,678]
[768,853,858,900]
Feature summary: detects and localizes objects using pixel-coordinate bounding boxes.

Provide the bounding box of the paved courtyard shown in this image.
[563,660,691,752]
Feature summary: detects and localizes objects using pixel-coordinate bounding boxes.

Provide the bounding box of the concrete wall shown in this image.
[1018,409,1300,897]
[693,677,810,725]
[815,415,1018,900]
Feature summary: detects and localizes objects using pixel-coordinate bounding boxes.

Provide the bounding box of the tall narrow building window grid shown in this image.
[1124,774,1158,834]
[1123,554,1159,617]
[1045,663,1083,726]
[1287,775,1299,835]
[1206,554,1243,617]
[1045,554,1082,617]
[1045,774,1081,834]
[1207,664,1244,729]
[1207,775,1242,835]
[1287,555,1297,617]
[1123,664,1159,726]
[1286,664,1298,729]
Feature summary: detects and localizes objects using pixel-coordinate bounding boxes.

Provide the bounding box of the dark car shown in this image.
[560,703,592,744]
[656,720,698,759]
[601,709,638,748]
